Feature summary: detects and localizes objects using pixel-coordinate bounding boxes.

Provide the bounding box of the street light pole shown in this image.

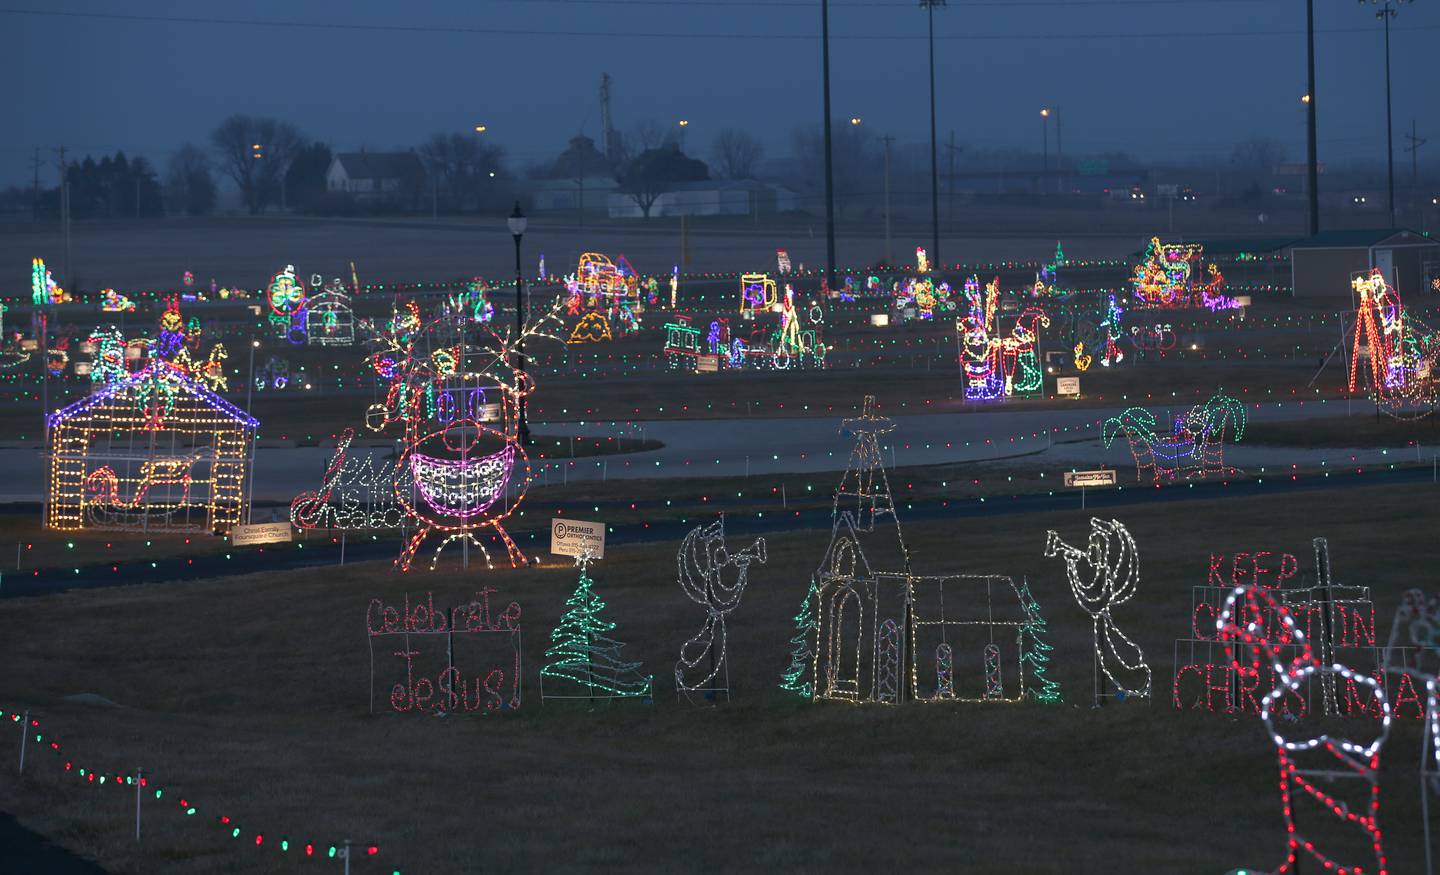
[1366,0,1411,228]
[1306,0,1320,235]
[821,0,837,294]
[1040,108,1050,192]
[922,0,944,269]
[508,202,530,447]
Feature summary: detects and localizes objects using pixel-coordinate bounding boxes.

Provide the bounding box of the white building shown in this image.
[325,152,425,202]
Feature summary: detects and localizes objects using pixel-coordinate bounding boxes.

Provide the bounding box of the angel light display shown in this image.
[1219,584,1392,875]
[674,517,767,702]
[1349,268,1438,417]
[1044,518,1151,703]
[365,298,560,571]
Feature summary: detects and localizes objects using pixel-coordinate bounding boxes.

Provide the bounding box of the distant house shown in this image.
[530,177,621,212]
[607,181,800,219]
[325,152,426,202]
[1289,229,1440,297]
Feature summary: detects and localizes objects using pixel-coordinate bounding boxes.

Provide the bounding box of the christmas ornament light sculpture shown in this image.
[1218,585,1392,875]
[1103,393,1246,482]
[674,517,767,702]
[1044,518,1151,702]
[540,556,653,701]
[46,362,256,533]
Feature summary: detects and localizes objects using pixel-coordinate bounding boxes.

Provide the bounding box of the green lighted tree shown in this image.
[779,579,819,698]
[541,560,652,699]
[1017,578,1062,704]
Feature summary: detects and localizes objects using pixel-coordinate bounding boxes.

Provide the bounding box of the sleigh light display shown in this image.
[361,299,561,570]
[1348,268,1439,419]
[1102,393,1246,482]
[46,362,257,533]
[1131,237,1230,309]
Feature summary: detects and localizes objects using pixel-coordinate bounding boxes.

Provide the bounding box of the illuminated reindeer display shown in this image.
[365,298,562,571]
[674,517,767,701]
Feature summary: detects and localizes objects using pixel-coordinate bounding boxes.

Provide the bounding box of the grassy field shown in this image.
[2,481,1437,873]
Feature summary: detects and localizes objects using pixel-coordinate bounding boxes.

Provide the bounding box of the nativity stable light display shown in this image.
[1044,518,1151,703]
[1102,393,1246,483]
[46,361,257,534]
[674,516,766,702]
[540,556,653,701]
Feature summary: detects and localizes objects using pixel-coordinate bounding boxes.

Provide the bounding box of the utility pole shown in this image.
[1305,0,1320,236]
[30,148,41,223]
[821,0,837,294]
[946,132,961,221]
[1055,106,1063,194]
[881,135,894,266]
[1405,120,1426,193]
[921,0,945,269]
[55,146,70,292]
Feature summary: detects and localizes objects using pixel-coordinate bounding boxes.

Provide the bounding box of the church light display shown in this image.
[1102,393,1245,482]
[540,556,653,701]
[674,517,767,702]
[305,278,356,346]
[46,362,256,533]
[1131,237,1225,308]
[364,298,560,571]
[1217,585,1392,875]
[1044,518,1151,703]
[1348,268,1438,417]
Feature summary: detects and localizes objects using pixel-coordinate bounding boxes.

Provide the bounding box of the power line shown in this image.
[0,8,1431,41]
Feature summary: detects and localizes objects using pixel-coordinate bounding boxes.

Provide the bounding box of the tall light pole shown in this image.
[1040,107,1051,192]
[507,202,530,447]
[821,0,837,294]
[1305,0,1320,235]
[677,119,689,150]
[921,0,944,269]
[1363,0,1412,229]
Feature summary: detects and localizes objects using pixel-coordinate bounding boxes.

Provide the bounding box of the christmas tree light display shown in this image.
[779,579,819,698]
[1102,393,1246,482]
[674,517,767,702]
[1018,579,1062,703]
[1044,518,1151,703]
[1348,268,1438,418]
[1218,585,1392,875]
[31,257,67,305]
[46,362,257,533]
[540,557,652,700]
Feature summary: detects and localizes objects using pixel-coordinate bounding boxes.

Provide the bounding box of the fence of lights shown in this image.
[362,297,561,571]
[805,395,1061,705]
[366,590,522,714]
[46,361,257,533]
[1217,584,1392,875]
[1348,267,1439,419]
[290,428,406,530]
[540,556,653,701]
[266,265,308,344]
[1,709,385,869]
[1044,518,1151,704]
[1102,393,1246,483]
[958,277,1049,400]
[1172,540,1412,723]
[1130,237,1227,309]
[674,517,766,703]
[305,278,355,347]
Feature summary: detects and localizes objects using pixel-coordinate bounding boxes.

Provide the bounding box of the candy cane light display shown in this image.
[367,299,561,571]
[1044,518,1151,703]
[1218,584,1392,875]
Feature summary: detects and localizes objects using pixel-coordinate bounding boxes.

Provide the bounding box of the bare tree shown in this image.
[210,115,303,214]
[418,133,508,212]
[615,145,708,219]
[710,129,764,180]
[164,144,216,216]
[1230,137,1288,173]
[632,120,678,152]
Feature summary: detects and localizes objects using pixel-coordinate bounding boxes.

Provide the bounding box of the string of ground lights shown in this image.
[1,709,394,873]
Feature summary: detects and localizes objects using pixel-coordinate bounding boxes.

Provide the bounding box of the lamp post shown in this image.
[1040,108,1051,191]
[921,0,945,269]
[821,0,837,295]
[1362,0,1412,229]
[677,119,689,150]
[507,202,530,447]
[1305,0,1320,235]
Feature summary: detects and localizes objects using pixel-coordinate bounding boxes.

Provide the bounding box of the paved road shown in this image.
[0,811,108,874]
[0,397,1394,502]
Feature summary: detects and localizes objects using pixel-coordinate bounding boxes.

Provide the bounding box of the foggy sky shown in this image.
[2,0,1437,189]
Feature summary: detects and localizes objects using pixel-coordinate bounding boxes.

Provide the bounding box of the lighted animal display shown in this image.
[1102,393,1246,482]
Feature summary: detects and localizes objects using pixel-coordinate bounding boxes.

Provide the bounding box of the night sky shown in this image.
[2,0,1437,188]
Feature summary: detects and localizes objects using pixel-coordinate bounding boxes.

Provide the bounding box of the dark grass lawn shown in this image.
[1,481,1437,873]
